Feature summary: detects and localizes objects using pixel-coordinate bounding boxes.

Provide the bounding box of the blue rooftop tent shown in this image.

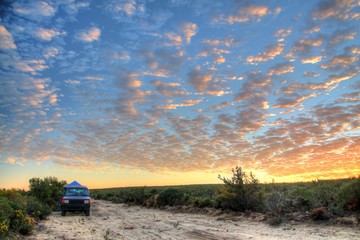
[64,180,88,189]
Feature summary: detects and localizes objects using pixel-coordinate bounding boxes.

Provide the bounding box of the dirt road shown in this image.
[28,200,359,240]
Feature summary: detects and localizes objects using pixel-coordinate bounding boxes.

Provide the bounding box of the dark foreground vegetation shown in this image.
[92,167,360,225]
[0,177,66,239]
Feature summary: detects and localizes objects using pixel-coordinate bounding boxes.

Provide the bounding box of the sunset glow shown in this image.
[0,0,359,189]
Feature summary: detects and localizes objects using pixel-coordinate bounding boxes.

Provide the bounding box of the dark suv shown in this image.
[60,182,91,216]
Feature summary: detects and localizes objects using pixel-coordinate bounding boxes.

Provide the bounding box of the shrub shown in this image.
[27,196,52,220]
[0,189,27,212]
[309,207,331,221]
[193,197,214,208]
[288,186,314,211]
[11,210,34,235]
[157,188,185,206]
[29,177,66,210]
[338,178,360,211]
[0,197,13,237]
[218,166,264,212]
[265,191,288,214]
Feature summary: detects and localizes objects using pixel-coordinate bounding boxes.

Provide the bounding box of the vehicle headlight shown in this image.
[62,199,69,204]
[84,200,90,204]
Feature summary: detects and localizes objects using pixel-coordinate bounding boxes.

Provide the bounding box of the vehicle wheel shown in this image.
[85,210,90,216]
[61,210,66,216]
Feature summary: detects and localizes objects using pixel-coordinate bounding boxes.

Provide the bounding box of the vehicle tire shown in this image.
[85,210,90,216]
[61,210,66,216]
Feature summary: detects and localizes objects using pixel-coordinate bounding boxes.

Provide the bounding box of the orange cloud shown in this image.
[312,0,360,20]
[268,63,295,75]
[219,5,271,24]
[246,44,284,63]
[181,22,197,44]
[273,92,317,109]
[301,56,323,64]
[188,67,212,93]
[157,99,202,110]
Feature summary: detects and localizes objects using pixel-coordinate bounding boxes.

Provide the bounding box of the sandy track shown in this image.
[27,200,359,240]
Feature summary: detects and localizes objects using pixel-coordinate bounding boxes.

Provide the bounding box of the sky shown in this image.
[0,0,359,190]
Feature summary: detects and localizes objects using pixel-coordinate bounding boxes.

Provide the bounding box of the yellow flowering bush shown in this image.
[0,219,9,236]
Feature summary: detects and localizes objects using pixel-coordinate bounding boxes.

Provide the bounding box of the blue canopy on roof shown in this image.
[64,180,87,188]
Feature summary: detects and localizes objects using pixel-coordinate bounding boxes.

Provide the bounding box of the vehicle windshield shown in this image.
[64,188,89,196]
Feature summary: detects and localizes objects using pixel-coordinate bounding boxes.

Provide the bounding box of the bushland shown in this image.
[92,168,360,226]
[0,177,66,238]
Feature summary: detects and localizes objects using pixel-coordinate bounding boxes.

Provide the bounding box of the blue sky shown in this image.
[0,0,359,189]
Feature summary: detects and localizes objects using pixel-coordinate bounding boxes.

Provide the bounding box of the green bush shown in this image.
[11,210,34,235]
[0,189,27,212]
[0,197,13,237]
[27,196,52,220]
[193,197,214,208]
[217,166,264,212]
[157,188,185,206]
[0,192,38,237]
[29,177,66,210]
[338,178,360,211]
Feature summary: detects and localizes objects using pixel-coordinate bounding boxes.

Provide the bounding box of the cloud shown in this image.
[329,29,357,46]
[6,157,16,164]
[246,44,284,64]
[268,63,295,75]
[181,22,198,44]
[312,0,360,20]
[214,5,273,24]
[165,32,182,46]
[0,25,16,50]
[157,99,202,110]
[275,28,292,42]
[320,54,357,69]
[273,92,317,109]
[151,80,187,97]
[13,0,57,21]
[76,27,101,42]
[36,28,65,41]
[108,0,138,16]
[188,67,212,93]
[304,71,321,78]
[43,47,60,58]
[117,71,142,89]
[286,37,323,59]
[301,56,323,64]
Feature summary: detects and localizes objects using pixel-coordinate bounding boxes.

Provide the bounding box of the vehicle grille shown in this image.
[69,200,84,204]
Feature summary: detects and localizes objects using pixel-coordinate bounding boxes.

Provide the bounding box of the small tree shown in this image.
[29,177,66,210]
[218,166,264,212]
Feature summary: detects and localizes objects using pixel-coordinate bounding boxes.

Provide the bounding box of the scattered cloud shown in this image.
[157,99,202,110]
[214,5,275,24]
[268,63,295,75]
[0,25,16,50]
[188,67,212,93]
[36,28,65,41]
[301,56,323,64]
[76,27,101,42]
[312,0,360,20]
[1,0,359,186]
[246,44,284,64]
[181,22,198,44]
[13,0,57,21]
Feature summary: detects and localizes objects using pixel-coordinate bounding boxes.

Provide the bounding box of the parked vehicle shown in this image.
[60,181,91,216]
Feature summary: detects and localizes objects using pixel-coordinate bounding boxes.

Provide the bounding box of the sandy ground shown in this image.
[27,200,360,240]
